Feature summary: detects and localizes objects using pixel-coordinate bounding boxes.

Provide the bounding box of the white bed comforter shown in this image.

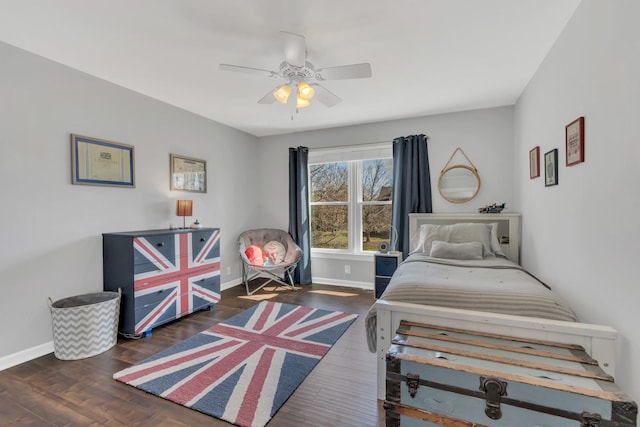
[365,254,577,352]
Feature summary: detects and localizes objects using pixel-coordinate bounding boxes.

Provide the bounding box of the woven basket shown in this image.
[48,289,121,360]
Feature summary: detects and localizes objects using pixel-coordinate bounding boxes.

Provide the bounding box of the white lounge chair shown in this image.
[238,228,303,295]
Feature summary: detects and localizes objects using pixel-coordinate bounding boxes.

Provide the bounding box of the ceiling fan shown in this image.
[219,31,372,109]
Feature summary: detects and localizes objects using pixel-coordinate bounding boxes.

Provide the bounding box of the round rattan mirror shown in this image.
[438,164,481,203]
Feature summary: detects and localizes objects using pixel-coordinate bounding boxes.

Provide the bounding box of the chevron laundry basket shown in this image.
[48,289,121,360]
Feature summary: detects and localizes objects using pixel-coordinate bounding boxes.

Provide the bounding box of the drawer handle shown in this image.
[156,242,164,247]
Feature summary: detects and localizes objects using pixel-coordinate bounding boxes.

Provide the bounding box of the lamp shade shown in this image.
[273,84,291,104]
[176,199,193,217]
[297,81,315,100]
[296,95,310,108]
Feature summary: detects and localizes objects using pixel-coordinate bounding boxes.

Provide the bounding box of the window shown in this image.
[361,158,393,251]
[309,162,349,250]
[309,144,393,254]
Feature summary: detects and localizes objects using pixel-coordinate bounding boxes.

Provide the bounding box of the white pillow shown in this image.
[263,240,286,264]
[412,222,496,257]
[410,224,442,254]
[488,222,505,257]
[430,240,483,260]
[410,226,430,253]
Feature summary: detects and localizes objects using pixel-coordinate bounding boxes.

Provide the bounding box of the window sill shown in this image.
[311,250,375,262]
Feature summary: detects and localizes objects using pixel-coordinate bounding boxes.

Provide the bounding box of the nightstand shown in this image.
[374,251,402,298]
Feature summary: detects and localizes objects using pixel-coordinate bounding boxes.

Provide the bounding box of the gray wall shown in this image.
[515,0,640,400]
[0,41,259,363]
[0,40,516,365]
[257,106,515,286]
[4,1,638,402]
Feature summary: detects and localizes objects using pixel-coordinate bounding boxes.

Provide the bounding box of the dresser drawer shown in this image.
[133,234,178,272]
[375,253,401,277]
[375,276,391,299]
[134,301,178,335]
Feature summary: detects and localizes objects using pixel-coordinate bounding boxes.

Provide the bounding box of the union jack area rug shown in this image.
[113,300,357,427]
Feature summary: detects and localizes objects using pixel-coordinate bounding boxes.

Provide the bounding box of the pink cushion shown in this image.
[245,245,266,265]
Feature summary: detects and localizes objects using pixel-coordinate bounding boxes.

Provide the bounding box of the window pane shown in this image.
[310,162,348,202]
[362,159,393,201]
[362,204,392,251]
[311,205,348,249]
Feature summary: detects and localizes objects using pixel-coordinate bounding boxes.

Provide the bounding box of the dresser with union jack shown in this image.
[103,228,221,336]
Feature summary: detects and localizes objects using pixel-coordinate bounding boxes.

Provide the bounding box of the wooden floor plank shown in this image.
[1,282,385,426]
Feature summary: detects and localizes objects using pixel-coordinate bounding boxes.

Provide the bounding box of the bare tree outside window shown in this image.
[361,159,393,251]
[310,158,393,252]
[310,162,349,249]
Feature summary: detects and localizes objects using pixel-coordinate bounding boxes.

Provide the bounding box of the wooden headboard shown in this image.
[408,213,521,264]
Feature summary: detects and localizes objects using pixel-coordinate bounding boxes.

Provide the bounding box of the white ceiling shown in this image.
[0,0,580,137]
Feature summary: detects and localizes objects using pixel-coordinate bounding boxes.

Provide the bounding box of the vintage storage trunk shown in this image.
[385,321,637,427]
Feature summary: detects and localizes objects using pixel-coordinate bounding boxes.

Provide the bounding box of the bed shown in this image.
[367,213,618,400]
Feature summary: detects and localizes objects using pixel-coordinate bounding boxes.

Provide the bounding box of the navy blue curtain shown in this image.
[288,146,312,285]
[391,135,432,258]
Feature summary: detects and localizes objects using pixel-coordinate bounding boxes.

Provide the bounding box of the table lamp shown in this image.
[176,200,193,229]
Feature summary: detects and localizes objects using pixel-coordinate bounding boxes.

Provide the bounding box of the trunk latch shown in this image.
[406,373,420,398]
[479,376,508,420]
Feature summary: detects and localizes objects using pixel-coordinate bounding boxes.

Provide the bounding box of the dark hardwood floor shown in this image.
[1,282,385,426]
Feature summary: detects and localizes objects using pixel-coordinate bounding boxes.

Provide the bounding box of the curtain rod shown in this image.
[309,140,392,152]
[309,134,430,152]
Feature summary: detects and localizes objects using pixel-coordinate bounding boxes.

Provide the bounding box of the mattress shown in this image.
[365,254,577,352]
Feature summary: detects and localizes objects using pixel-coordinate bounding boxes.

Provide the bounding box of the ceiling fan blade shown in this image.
[315,63,372,80]
[219,64,280,78]
[257,87,278,104]
[281,31,306,67]
[311,84,342,108]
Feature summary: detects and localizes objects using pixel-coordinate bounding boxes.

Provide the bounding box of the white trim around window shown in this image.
[309,142,393,256]
[308,142,391,163]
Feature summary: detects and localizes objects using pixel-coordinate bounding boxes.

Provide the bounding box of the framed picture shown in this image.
[170,154,207,193]
[544,148,558,187]
[71,134,135,187]
[529,146,540,179]
[566,116,585,166]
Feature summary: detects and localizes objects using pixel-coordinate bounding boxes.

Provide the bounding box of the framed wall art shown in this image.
[544,148,558,187]
[529,146,540,179]
[170,153,207,193]
[565,116,585,166]
[71,134,135,187]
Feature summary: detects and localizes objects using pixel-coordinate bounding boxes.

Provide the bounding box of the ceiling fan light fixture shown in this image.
[220,31,372,110]
[296,95,310,108]
[297,81,315,100]
[273,84,291,104]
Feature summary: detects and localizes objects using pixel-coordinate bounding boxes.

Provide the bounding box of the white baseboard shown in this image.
[0,341,54,371]
[221,277,372,291]
[221,278,242,291]
[1,278,365,371]
[1,280,243,371]
[311,277,373,290]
